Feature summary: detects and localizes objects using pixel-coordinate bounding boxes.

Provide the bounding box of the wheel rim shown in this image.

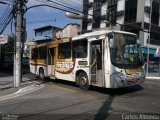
[80,76,87,86]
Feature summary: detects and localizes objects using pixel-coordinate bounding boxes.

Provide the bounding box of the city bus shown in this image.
[30,30,145,89]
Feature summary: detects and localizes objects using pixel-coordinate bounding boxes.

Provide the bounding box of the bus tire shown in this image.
[39,68,45,81]
[78,72,89,90]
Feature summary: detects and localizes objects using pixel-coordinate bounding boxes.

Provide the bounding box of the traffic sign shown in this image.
[0,35,8,44]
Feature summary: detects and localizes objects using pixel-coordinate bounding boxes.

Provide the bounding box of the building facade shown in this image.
[56,24,80,39]
[33,25,62,44]
[82,0,160,74]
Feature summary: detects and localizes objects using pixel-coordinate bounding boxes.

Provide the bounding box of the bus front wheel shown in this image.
[78,72,89,90]
[39,68,45,81]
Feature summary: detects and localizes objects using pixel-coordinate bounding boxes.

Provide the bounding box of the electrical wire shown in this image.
[32,0,147,33]
[27,19,56,24]
[0,8,14,34]
[54,0,82,8]
[0,0,17,34]
[36,0,83,13]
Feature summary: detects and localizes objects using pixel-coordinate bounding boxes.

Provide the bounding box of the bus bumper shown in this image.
[110,72,146,88]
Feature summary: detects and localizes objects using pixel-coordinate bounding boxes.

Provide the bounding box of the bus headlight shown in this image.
[119,72,125,79]
[111,72,125,79]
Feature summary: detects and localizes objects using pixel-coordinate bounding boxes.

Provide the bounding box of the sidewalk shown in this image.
[146,73,160,80]
[0,71,42,97]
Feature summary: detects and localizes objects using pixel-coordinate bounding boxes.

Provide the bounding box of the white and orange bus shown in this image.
[30,30,145,89]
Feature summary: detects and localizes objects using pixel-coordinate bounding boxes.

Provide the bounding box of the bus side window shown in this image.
[31,48,38,60]
[72,39,87,58]
[58,42,71,59]
[39,47,47,59]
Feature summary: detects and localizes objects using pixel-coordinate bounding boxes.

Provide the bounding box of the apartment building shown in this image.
[82,0,160,73]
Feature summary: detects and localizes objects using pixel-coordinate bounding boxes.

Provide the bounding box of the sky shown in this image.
[0,0,82,40]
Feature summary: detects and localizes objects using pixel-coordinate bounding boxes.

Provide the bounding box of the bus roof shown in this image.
[73,30,137,41]
[31,30,137,48]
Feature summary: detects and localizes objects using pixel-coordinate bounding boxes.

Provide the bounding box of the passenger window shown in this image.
[31,48,38,60]
[39,47,47,59]
[72,39,87,58]
[58,42,71,59]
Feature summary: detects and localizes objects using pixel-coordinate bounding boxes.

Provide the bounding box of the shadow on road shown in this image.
[94,95,114,120]
[90,85,143,120]
[92,85,143,120]
[90,85,143,95]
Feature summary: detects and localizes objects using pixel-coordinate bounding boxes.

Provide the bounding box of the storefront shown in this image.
[142,47,160,73]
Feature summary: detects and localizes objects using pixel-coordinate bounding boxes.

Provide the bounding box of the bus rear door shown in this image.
[47,47,55,77]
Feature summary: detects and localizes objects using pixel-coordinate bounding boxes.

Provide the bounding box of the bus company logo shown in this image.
[56,61,75,74]
[56,62,74,68]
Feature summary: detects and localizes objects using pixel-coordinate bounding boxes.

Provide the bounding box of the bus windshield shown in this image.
[109,33,144,69]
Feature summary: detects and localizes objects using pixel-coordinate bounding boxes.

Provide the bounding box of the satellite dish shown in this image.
[65,12,85,19]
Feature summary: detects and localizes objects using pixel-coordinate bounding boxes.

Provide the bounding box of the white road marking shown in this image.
[0,84,44,102]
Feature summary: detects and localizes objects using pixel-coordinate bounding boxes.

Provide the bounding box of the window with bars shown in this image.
[124,0,138,23]
[107,0,117,25]
[82,0,89,31]
[151,1,159,25]
[92,0,102,29]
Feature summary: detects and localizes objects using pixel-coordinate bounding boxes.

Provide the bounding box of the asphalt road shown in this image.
[0,73,160,120]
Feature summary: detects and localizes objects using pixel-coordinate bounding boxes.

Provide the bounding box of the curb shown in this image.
[0,83,44,101]
[0,81,33,90]
[146,77,160,80]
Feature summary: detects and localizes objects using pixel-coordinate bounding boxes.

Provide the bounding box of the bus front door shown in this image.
[90,40,104,86]
[48,48,55,77]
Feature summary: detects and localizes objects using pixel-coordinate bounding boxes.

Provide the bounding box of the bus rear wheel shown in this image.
[39,68,45,81]
[78,72,89,90]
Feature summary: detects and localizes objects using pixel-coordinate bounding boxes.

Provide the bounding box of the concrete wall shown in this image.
[56,24,80,39]
[137,0,145,22]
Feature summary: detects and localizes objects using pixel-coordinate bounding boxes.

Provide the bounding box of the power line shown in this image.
[36,0,83,13]
[27,19,56,24]
[33,0,145,33]
[0,6,14,34]
[0,0,17,34]
[55,0,82,8]
[27,4,80,14]
[0,5,11,24]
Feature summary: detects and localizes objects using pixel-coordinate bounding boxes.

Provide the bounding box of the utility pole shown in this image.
[146,0,153,75]
[14,0,26,87]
